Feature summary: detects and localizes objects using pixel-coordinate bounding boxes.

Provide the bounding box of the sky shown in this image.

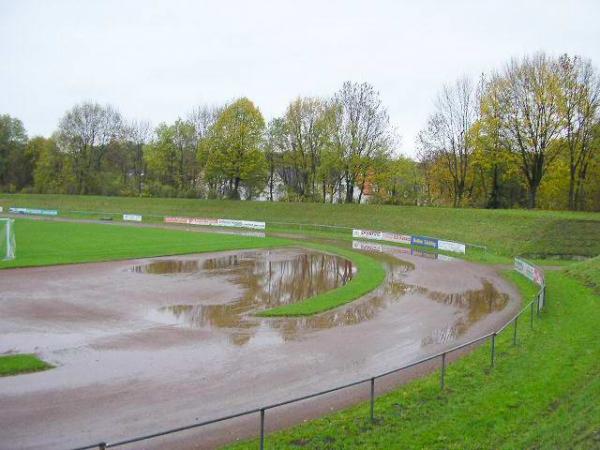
[1,0,599,157]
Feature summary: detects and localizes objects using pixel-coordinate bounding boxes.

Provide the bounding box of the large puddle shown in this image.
[134,246,511,347]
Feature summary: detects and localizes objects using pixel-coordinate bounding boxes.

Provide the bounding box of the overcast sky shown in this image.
[1,0,599,156]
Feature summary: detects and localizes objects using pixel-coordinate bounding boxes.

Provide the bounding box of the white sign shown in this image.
[514,258,544,286]
[123,214,142,222]
[165,216,219,226]
[353,229,383,240]
[438,240,466,254]
[0,206,3,212]
[164,216,265,230]
[352,229,411,245]
[217,219,266,230]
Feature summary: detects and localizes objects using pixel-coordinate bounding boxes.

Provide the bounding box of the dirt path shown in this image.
[0,238,521,450]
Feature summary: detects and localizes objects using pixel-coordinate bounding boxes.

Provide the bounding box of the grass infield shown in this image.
[0,354,53,377]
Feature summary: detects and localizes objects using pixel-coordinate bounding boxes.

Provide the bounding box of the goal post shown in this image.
[0,218,15,261]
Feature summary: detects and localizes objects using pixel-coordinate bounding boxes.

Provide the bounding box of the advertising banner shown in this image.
[438,240,466,254]
[123,214,142,222]
[9,207,58,216]
[217,219,266,230]
[164,216,265,230]
[514,258,544,286]
[381,231,412,245]
[352,229,383,241]
[352,229,411,245]
[411,235,438,249]
[164,216,219,226]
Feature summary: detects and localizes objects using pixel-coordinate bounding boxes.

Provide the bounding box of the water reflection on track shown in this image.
[135,244,509,348]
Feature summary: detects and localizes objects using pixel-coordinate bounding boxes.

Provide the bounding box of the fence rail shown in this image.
[72,265,546,450]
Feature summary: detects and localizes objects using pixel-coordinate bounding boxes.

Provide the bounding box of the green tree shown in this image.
[0,114,28,191]
[32,137,72,193]
[494,53,563,208]
[204,98,267,200]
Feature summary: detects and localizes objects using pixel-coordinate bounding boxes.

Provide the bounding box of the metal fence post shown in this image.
[513,316,518,346]
[259,408,265,450]
[537,293,541,317]
[530,301,534,329]
[370,377,375,422]
[490,333,496,368]
[440,352,446,390]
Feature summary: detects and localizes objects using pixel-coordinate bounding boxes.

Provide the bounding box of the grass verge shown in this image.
[226,265,600,449]
[0,354,53,377]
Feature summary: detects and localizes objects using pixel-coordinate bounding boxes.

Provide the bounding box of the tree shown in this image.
[0,114,28,190]
[418,77,478,207]
[56,102,123,194]
[473,76,522,208]
[126,120,152,195]
[556,54,600,210]
[204,98,267,199]
[331,82,393,203]
[32,137,71,193]
[494,53,563,208]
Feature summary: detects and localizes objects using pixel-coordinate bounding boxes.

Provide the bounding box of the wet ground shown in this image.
[0,242,520,450]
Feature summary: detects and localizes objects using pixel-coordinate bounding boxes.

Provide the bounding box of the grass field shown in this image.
[0,354,53,377]
[2,193,600,258]
[228,262,600,449]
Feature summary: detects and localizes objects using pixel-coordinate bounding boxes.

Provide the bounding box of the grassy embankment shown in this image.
[228,259,600,449]
[2,194,600,263]
[0,354,53,377]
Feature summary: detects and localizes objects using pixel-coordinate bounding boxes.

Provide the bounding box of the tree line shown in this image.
[1,52,599,210]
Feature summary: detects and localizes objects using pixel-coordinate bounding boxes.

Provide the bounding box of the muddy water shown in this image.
[134,246,510,347]
[138,251,355,331]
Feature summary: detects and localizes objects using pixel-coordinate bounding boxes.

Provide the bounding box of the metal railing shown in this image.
[72,272,546,450]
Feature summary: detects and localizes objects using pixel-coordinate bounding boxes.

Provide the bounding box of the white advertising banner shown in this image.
[164,216,265,230]
[352,229,383,240]
[514,257,544,286]
[352,229,411,245]
[123,214,142,222]
[164,216,219,226]
[217,219,266,230]
[0,206,3,212]
[438,240,466,254]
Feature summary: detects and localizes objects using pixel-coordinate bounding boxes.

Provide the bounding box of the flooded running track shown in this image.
[0,244,520,450]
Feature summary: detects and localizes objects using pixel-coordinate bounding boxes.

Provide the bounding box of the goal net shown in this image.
[0,218,15,261]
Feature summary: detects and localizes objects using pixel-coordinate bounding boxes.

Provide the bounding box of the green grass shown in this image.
[227,265,600,449]
[0,354,53,377]
[258,243,386,316]
[0,219,386,317]
[2,193,599,258]
[0,218,291,269]
[565,256,600,294]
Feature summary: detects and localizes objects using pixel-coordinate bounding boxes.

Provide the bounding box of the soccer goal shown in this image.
[0,218,15,261]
